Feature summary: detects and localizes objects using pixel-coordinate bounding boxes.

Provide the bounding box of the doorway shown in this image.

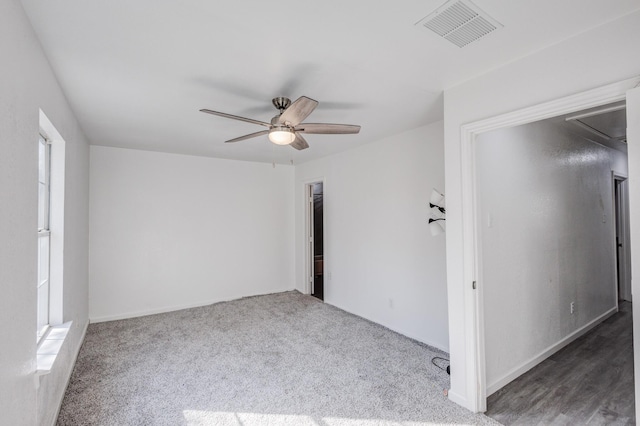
[453,77,640,415]
[614,175,632,302]
[474,101,633,423]
[307,182,324,300]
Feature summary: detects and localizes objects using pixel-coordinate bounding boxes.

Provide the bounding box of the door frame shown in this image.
[613,173,632,302]
[304,177,326,296]
[458,76,640,412]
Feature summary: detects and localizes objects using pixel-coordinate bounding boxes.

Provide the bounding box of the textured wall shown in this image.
[89,146,295,321]
[294,122,449,351]
[476,119,626,391]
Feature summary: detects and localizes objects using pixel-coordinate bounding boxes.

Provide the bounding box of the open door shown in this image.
[614,175,632,302]
[627,85,640,423]
[307,182,324,300]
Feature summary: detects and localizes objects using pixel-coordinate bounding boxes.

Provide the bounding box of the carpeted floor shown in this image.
[57,291,499,425]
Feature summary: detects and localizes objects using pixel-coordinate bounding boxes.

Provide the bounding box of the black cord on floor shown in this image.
[431,356,450,373]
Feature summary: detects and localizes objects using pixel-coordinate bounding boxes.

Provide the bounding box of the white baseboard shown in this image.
[325,300,450,353]
[89,287,296,323]
[487,305,618,396]
[448,389,470,410]
[384,321,450,353]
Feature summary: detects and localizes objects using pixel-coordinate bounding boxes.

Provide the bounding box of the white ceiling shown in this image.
[20,0,640,164]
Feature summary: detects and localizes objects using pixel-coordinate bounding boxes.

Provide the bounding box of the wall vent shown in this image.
[416,0,503,48]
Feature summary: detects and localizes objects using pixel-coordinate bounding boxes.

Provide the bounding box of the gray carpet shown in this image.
[57,291,499,425]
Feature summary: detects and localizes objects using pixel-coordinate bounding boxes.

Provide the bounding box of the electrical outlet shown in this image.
[570,302,575,314]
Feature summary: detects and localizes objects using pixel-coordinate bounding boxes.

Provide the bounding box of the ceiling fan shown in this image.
[200,96,361,150]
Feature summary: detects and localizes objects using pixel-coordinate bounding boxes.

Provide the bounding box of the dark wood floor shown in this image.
[486,302,634,425]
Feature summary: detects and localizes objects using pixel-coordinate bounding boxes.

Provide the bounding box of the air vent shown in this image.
[416,0,503,48]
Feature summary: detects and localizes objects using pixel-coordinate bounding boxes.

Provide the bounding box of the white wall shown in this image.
[0,0,90,425]
[89,146,295,321]
[294,122,449,351]
[443,10,640,411]
[627,85,640,426]
[476,119,627,393]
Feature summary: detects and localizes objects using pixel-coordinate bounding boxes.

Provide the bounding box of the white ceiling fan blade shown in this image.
[200,109,271,128]
[290,134,309,150]
[277,96,318,126]
[225,130,269,143]
[295,123,361,134]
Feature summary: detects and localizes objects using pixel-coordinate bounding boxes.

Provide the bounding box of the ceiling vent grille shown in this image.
[416,0,503,48]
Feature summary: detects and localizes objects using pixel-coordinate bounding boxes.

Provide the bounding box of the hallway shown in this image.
[486,302,634,425]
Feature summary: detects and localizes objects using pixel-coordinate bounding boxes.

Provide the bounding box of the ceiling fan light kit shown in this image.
[269,127,296,145]
[200,96,361,151]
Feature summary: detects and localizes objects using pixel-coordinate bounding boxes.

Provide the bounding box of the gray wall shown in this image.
[0,0,90,424]
[476,119,627,393]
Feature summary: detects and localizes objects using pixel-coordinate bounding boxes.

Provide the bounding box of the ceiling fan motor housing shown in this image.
[272,97,291,112]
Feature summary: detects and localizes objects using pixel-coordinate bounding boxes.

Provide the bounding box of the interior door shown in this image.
[308,184,315,295]
[310,182,324,300]
[614,176,632,301]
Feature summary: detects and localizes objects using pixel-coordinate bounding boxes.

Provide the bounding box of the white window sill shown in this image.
[36,321,72,376]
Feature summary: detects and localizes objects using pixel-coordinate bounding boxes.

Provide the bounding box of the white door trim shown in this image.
[613,172,631,303]
[459,76,640,412]
[627,84,640,424]
[303,177,326,296]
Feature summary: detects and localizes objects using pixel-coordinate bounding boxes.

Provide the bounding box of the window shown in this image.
[37,133,52,341]
[36,110,69,372]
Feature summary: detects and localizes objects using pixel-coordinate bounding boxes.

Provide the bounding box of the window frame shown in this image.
[37,132,52,342]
